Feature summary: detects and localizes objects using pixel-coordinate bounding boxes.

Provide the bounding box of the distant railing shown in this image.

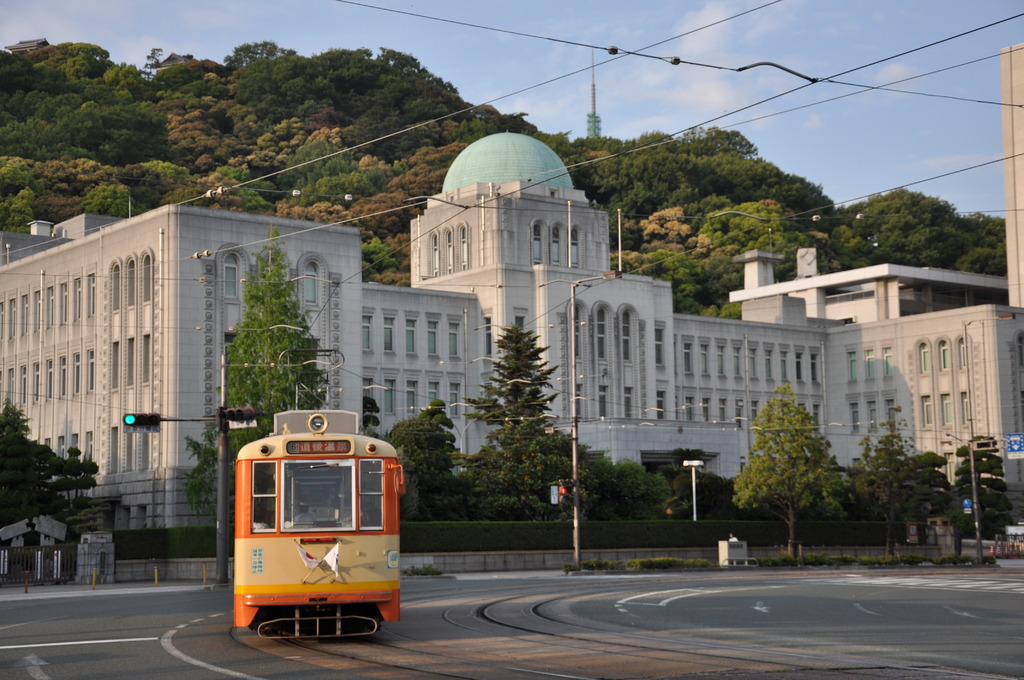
[0,545,78,586]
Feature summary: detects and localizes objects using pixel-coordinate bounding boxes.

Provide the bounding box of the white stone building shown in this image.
[4,45,1024,528]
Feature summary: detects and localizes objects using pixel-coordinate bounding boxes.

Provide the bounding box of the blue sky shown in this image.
[3,0,1023,215]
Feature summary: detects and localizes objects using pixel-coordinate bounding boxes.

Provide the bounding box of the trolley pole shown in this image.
[216,350,230,585]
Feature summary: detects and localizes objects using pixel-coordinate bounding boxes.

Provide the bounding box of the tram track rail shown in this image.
[261,573,1012,679]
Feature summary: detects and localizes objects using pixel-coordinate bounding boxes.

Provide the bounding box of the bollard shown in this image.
[24,570,28,594]
[92,568,97,590]
[202,563,207,585]
[154,567,159,587]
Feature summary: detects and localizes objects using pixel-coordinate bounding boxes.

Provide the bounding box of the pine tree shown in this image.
[953,439,1013,538]
[853,419,918,555]
[464,326,570,520]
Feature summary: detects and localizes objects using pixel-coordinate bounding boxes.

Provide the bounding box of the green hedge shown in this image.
[113,526,220,560]
[110,521,896,559]
[401,520,893,553]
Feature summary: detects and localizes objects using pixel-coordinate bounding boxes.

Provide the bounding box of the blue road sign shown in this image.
[1007,433,1024,459]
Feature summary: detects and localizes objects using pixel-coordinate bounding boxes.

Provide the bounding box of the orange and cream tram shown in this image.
[233,410,404,637]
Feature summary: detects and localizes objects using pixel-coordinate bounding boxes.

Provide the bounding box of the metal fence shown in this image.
[0,545,78,586]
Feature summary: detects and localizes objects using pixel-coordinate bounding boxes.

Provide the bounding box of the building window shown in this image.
[45,359,53,399]
[111,263,121,311]
[733,346,741,376]
[111,342,120,388]
[939,339,950,370]
[941,393,953,425]
[382,317,394,352]
[598,385,608,418]
[654,328,664,365]
[448,322,459,356]
[718,399,727,422]
[59,356,67,396]
[716,345,725,375]
[764,349,772,379]
[532,224,542,264]
[60,282,68,323]
[623,386,633,418]
[655,391,665,419]
[406,380,417,414]
[87,349,95,391]
[445,229,454,275]
[700,344,709,374]
[431,233,439,276]
[383,379,395,413]
[850,402,860,433]
[684,395,694,420]
[883,346,894,375]
[570,228,579,267]
[303,261,318,303]
[459,225,469,270]
[19,365,26,404]
[779,350,788,380]
[448,383,461,415]
[483,316,493,357]
[958,337,967,368]
[33,290,40,331]
[21,294,28,335]
[126,337,135,387]
[32,363,39,402]
[142,254,153,303]
[142,335,151,383]
[848,351,857,380]
[810,353,819,382]
[361,315,372,350]
[918,342,931,372]
[126,259,136,307]
[960,391,970,424]
[867,401,877,429]
[73,353,81,393]
[795,351,803,380]
[920,394,933,426]
[224,254,239,298]
[87,274,96,317]
[748,347,756,378]
[73,279,81,320]
[864,349,875,378]
[550,226,561,264]
[405,318,416,353]
[427,320,438,355]
[621,311,632,362]
[683,342,692,373]
[46,286,54,327]
[596,309,607,360]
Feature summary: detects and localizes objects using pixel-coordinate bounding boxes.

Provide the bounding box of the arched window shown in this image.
[570,228,579,267]
[573,304,584,358]
[445,229,454,275]
[125,259,136,307]
[596,308,607,360]
[532,224,542,264]
[550,226,561,265]
[938,339,950,370]
[303,261,318,303]
[958,336,967,368]
[141,253,153,303]
[918,342,930,372]
[430,233,439,276]
[224,254,238,299]
[459,225,468,270]
[111,263,121,311]
[621,310,632,362]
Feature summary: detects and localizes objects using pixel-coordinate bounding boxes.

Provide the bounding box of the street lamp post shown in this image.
[545,270,621,568]
[961,314,1015,563]
[682,460,703,521]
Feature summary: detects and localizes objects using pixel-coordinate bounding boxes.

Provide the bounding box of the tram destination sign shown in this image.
[286,440,352,455]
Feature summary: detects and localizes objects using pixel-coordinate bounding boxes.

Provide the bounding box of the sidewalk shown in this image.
[0,581,222,601]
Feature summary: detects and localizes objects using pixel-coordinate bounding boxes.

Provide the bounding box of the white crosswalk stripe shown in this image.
[799,575,1024,593]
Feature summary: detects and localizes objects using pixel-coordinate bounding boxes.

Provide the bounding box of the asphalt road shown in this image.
[2,568,1023,679]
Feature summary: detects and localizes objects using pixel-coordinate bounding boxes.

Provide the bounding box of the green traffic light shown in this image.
[124,414,137,425]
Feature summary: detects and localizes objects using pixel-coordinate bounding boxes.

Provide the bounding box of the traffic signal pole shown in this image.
[216,350,230,585]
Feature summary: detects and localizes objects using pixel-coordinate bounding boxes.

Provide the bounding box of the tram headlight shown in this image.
[307,413,328,434]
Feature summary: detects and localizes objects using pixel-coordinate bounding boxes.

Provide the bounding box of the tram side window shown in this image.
[283,460,354,531]
[252,461,277,532]
[359,459,384,530]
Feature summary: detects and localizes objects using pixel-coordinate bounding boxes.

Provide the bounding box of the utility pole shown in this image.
[216,350,229,585]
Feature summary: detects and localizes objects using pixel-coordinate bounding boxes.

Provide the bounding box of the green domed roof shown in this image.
[442,133,573,192]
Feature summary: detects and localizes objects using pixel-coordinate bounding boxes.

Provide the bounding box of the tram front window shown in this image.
[282,460,354,530]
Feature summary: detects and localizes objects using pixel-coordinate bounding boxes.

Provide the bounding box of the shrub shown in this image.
[626,557,714,570]
[581,559,625,571]
[758,553,799,567]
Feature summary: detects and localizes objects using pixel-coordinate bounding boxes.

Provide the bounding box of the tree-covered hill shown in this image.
[0,41,1005,314]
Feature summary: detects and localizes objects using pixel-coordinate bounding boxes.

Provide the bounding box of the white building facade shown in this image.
[4,76,1024,526]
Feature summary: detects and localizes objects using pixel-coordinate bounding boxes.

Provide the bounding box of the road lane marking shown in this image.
[943,605,980,619]
[0,637,157,650]
[854,603,881,616]
[752,601,770,614]
[160,627,265,680]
